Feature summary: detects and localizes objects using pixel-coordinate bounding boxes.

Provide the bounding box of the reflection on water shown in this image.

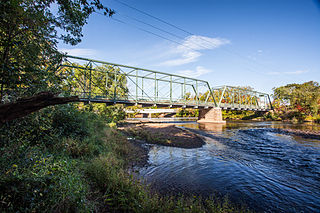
[139,121,320,212]
[199,123,225,132]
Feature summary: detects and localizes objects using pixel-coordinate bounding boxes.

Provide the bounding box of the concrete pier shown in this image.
[198,108,226,123]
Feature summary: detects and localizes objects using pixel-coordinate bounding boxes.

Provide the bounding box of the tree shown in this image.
[273,81,320,116]
[0,0,114,101]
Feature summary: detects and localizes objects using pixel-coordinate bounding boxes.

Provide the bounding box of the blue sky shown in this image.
[58,0,320,94]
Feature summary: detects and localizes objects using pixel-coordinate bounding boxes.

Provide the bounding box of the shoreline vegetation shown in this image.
[0,105,249,212]
[1,104,319,212]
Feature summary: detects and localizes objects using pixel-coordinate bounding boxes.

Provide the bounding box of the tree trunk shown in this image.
[0,92,79,124]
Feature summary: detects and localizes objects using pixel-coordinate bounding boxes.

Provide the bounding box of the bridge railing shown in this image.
[57,55,218,107]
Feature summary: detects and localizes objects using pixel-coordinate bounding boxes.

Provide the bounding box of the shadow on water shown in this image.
[138,121,320,212]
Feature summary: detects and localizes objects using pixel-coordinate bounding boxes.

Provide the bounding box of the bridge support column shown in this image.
[197,108,226,123]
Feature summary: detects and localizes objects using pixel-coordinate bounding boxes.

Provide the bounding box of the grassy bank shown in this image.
[0,105,249,212]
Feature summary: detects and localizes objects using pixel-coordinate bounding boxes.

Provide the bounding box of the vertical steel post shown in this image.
[89,62,92,100]
[196,80,198,105]
[114,69,117,101]
[141,77,144,99]
[105,71,109,98]
[181,82,183,101]
[232,89,235,108]
[135,69,138,101]
[239,89,241,108]
[84,67,87,98]
[156,79,158,102]
[184,78,186,104]
[170,75,172,103]
[154,73,157,102]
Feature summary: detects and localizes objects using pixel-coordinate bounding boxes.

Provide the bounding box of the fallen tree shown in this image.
[0,92,79,124]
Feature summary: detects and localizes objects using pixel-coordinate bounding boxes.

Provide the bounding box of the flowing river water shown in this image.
[137,121,320,212]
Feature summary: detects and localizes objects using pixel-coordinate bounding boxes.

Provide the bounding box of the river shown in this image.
[137,121,320,212]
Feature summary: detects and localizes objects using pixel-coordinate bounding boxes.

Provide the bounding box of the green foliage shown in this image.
[269,81,320,122]
[0,105,106,212]
[176,108,199,117]
[0,0,114,100]
[78,102,126,123]
[86,155,148,212]
[222,110,263,120]
[273,81,320,117]
[100,104,126,123]
[125,105,142,118]
[0,105,249,212]
[1,155,89,212]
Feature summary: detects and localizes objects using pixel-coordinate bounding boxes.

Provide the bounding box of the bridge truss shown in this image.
[57,55,272,111]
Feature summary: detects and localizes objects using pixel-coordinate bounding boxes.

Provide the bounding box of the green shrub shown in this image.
[0,154,89,212]
[0,104,107,212]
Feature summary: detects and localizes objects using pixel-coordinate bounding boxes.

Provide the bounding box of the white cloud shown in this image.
[59,48,98,57]
[160,35,230,66]
[160,51,201,66]
[284,70,308,75]
[178,35,230,51]
[267,70,308,75]
[177,66,213,78]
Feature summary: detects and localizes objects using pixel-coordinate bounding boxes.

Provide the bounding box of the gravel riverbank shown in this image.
[119,123,205,149]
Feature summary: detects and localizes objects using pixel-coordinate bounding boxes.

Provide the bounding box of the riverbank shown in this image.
[120,123,205,149]
[0,105,248,212]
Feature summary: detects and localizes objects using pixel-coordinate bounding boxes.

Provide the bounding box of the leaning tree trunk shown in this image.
[0,92,79,124]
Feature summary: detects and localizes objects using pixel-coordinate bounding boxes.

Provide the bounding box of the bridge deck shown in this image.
[80,98,270,111]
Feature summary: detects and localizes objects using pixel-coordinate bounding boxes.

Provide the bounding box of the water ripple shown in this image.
[139,121,320,212]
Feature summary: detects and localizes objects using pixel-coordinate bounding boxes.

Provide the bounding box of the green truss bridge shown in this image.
[58,55,272,114]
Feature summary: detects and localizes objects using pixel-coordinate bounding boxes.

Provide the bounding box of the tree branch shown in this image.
[0,92,79,124]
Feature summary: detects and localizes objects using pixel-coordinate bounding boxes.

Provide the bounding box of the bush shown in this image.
[0,154,89,212]
[0,104,107,212]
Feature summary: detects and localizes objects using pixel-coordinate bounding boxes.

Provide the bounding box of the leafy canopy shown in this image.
[0,0,114,100]
[273,81,320,116]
